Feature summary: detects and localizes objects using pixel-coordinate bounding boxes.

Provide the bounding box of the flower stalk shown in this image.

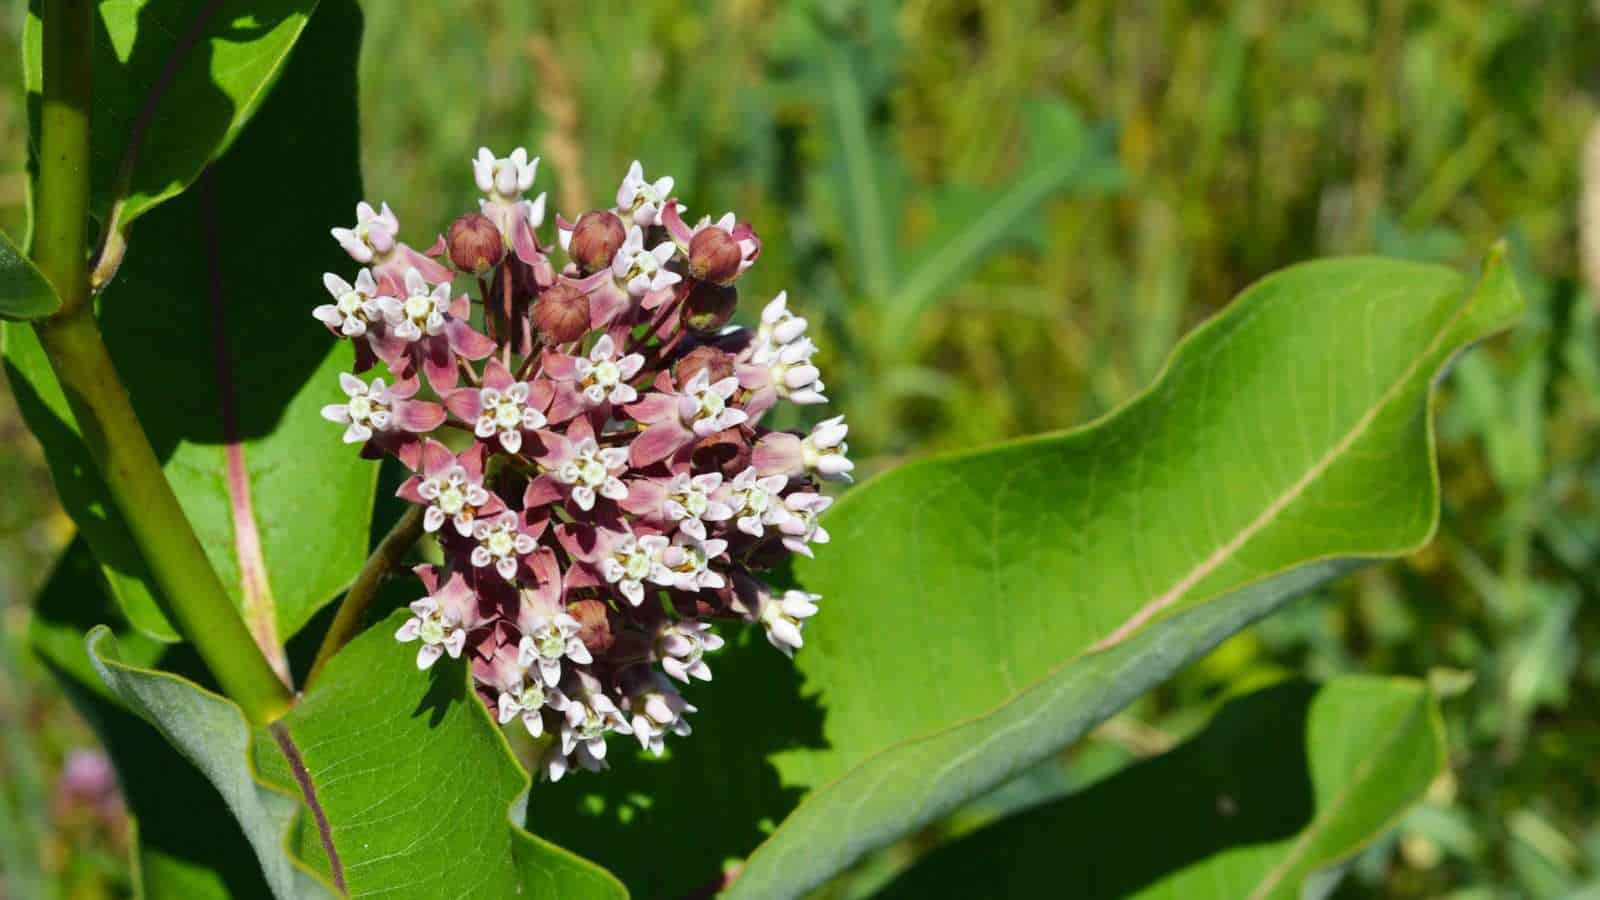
[32,0,292,724]
[305,504,426,688]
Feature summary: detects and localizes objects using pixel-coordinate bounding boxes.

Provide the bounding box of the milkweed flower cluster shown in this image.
[316,152,849,780]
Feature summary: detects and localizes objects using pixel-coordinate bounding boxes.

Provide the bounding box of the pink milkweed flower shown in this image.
[610,225,681,298]
[397,439,505,537]
[314,269,384,338]
[659,531,728,592]
[542,333,645,422]
[598,527,674,606]
[737,292,828,414]
[625,369,749,467]
[473,146,549,266]
[331,201,451,291]
[528,427,630,513]
[614,160,674,227]
[517,611,591,687]
[753,416,854,483]
[778,491,833,558]
[445,358,550,454]
[372,268,496,393]
[320,372,445,445]
[395,566,479,669]
[557,671,633,776]
[470,510,542,580]
[624,671,695,756]
[622,471,734,541]
[494,662,568,739]
[655,620,724,683]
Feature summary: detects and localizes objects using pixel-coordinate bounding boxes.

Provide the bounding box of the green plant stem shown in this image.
[305,506,425,689]
[33,0,291,724]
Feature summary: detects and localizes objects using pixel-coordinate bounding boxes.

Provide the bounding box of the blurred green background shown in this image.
[4,0,1600,897]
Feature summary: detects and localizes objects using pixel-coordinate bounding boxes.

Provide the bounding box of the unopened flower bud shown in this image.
[687,228,743,284]
[691,427,752,478]
[566,598,615,655]
[569,210,626,274]
[447,212,504,273]
[682,281,738,332]
[676,346,736,386]
[533,281,591,343]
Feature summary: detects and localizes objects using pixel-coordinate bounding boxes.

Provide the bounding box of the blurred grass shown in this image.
[4,0,1600,897]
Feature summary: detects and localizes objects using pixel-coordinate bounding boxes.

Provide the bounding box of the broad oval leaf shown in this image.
[529,253,1519,898]
[0,229,59,320]
[875,676,1445,899]
[24,0,319,237]
[5,0,374,651]
[82,607,626,900]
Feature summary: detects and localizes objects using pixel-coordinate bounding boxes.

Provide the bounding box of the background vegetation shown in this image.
[3,0,1598,896]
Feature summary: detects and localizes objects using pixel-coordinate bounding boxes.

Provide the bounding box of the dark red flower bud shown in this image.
[687,227,744,284]
[567,598,615,654]
[676,345,736,385]
[446,212,504,273]
[682,281,738,333]
[532,281,591,343]
[690,426,752,478]
[569,210,626,274]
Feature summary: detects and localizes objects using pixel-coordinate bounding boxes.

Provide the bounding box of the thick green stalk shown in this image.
[305,506,425,689]
[33,0,292,723]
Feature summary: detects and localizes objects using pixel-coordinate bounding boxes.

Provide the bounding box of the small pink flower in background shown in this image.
[317,157,848,778]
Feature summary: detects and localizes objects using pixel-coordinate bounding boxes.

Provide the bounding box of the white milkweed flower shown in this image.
[660,532,728,592]
[626,673,695,757]
[802,416,854,482]
[779,492,833,558]
[721,467,792,537]
[600,530,673,606]
[553,438,630,512]
[656,620,724,683]
[314,269,383,337]
[663,472,733,541]
[615,160,674,227]
[470,511,537,580]
[758,590,821,657]
[517,613,592,687]
[611,225,681,297]
[573,334,645,406]
[558,673,633,776]
[393,569,475,670]
[474,146,539,199]
[377,267,451,342]
[320,373,393,444]
[497,670,568,738]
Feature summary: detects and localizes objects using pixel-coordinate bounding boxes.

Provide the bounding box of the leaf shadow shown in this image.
[527,627,830,898]
[873,680,1321,899]
[411,658,467,729]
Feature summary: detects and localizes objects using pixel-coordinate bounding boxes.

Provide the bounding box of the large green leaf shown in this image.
[528,253,1519,897]
[876,677,1445,899]
[82,606,625,900]
[0,228,58,320]
[24,0,319,239]
[5,0,375,648]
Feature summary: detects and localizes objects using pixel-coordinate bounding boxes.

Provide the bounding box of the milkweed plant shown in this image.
[7,2,1525,897]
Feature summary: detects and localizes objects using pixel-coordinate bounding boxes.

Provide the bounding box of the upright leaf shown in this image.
[24,0,320,238]
[0,229,59,320]
[5,0,375,647]
[877,677,1445,899]
[529,253,1520,897]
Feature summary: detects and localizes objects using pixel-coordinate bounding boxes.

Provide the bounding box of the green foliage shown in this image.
[876,676,1445,899]
[4,0,373,645]
[89,608,625,900]
[22,0,319,235]
[530,254,1519,898]
[0,228,57,319]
